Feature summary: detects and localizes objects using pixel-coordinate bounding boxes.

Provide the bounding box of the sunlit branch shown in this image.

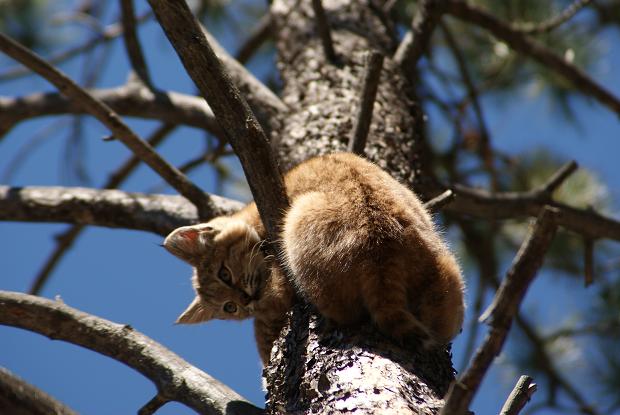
[148,0,288,247]
[0,291,263,415]
[0,32,215,218]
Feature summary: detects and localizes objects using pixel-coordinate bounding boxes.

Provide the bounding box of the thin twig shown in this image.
[148,0,288,246]
[394,0,447,69]
[500,375,537,415]
[424,189,455,212]
[28,124,177,295]
[481,270,600,415]
[348,51,384,156]
[513,0,592,34]
[0,291,264,415]
[120,0,153,87]
[235,13,273,64]
[538,160,579,195]
[0,32,215,220]
[311,0,337,62]
[515,314,598,415]
[138,393,170,415]
[0,11,153,82]
[446,0,620,117]
[440,20,497,190]
[440,207,560,415]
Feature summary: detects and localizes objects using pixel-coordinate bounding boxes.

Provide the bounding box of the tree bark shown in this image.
[263,0,455,413]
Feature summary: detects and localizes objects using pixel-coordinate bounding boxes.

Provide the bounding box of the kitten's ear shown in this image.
[176,296,213,324]
[163,224,219,264]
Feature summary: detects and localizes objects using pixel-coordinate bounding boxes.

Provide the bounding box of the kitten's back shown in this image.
[281,153,464,345]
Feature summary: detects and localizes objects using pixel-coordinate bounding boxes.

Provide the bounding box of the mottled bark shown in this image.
[271,0,421,184]
[264,0,455,413]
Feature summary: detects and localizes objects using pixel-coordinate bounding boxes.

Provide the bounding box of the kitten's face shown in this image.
[163,218,266,324]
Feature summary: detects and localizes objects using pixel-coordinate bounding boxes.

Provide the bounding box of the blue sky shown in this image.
[1,2,620,414]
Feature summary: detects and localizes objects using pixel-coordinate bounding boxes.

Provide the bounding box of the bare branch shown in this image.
[442,184,620,242]
[148,0,288,245]
[28,124,177,295]
[515,314,598,414]
[0,11,153,82]
[120,0,153,87]
[0,32,215,219]
[0,291,263,415]
[441,207,560,415]
[348,51,384,156]
[235,14,273,65]
[446,0,620,117]
[138,393,170,415]
[424,189,455,212]
[0,367,78,415]
[440,20,496,188]
[311,0,337,62]
[537,160,579,195]
[499,375,537,415]
[394,0,447,69]
[0,186,243,236]
[0,85,222,139]
[513,0,592,34]
[200,24,287,133]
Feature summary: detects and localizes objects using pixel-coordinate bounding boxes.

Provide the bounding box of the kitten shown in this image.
[164,152,465,363]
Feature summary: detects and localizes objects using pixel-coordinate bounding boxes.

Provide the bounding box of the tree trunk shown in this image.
[263,0,456,413]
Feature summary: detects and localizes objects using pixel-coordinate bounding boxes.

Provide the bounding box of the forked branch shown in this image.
[148,0,288,245]
[0,32,215,219]
[440,207,560,414]
[446,0,620,117]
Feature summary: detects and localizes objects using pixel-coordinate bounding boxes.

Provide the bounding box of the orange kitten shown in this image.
[164,152,465,363]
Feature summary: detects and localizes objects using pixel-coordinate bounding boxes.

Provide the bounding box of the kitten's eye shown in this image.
[218,265,232,284]
[223,302,237,314]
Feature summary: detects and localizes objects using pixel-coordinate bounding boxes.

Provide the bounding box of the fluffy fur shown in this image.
[164,152,465,363]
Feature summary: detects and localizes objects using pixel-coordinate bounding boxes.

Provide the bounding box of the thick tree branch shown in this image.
[149,0,288,244]
[446,0,620,117]
[200,23,287,133]
[0,33,215,219]
[0,291,263,415]
[441,207,560,415]
[0,186,243,236]
[0,85,222,139]
[0,367,78,415]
